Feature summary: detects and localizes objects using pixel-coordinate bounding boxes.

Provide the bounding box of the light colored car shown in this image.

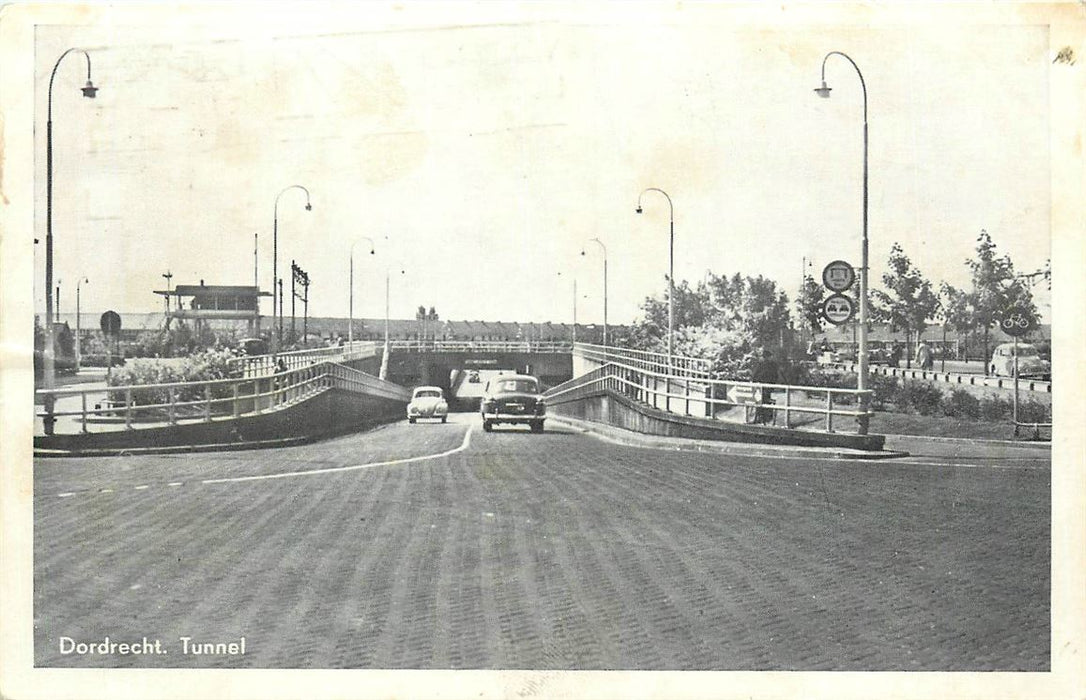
[989,343,1050,380]
[407,386,448,423]
[480,374,546,433]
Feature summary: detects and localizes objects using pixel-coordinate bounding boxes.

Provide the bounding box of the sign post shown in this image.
[100,310,122,381]
[999,306,1037,436]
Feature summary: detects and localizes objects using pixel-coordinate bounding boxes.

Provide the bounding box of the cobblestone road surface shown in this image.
[34,414,1050,670]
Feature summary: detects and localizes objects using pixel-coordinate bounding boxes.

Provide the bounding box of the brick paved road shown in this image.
[34,414,1050,670]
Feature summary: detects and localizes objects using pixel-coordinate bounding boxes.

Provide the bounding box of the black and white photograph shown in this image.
[2,2,1083,699]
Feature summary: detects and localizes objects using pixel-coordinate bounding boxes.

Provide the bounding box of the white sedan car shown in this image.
[407,386,448,423]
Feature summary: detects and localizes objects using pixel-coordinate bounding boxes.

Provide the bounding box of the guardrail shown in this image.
[547,359,873,434]
[574,342,713,378]
[229,342,379,378]
[384,340,574,353]
[34,361,408,436]
[825,361,1052,394]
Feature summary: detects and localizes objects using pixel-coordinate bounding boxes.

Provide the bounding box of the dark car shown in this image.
[480,374,546,433]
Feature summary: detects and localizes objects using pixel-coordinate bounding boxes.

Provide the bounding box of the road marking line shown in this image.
[99,489,113,493]
[57,492,74,498]
[134,485,150,490]
[167,482,183,487]
[201,425,474,485]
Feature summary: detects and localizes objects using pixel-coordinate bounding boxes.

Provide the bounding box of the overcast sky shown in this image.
[31,4,1059,326]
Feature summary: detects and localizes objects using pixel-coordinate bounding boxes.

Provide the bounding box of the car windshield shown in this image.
[1004,345,1039,357]
[494,379,538,393]
[414,389,442,398]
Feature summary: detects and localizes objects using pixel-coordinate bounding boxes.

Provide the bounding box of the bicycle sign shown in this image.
[999,306,1035,337]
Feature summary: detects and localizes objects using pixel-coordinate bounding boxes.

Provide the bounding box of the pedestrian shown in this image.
[889,343,902,368]
[915,341,933,370]
[276,358,288,374]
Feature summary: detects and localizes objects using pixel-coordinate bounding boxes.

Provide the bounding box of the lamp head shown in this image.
[305,203,312,211]
[81,80,98,98]
[369,248,375,255]
[814,81,832,98]
[635,206,643,214]
[580,250,586,256]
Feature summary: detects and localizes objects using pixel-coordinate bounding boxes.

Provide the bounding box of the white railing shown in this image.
[229,341,379,378]
[35,360,408,436]
[573,342,713,378]
[385,340,573,353]
[547,359,873,434]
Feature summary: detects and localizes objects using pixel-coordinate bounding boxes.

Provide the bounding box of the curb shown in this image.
[880,433,1052,450]
[33,435,315,458]
[547,416,910,461]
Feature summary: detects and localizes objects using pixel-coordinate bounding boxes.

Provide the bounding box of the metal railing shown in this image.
[34,360,409,436]
[384,339,573,353]
[229,341,379,378]
[574,342,713,378]
[548,358,873,434]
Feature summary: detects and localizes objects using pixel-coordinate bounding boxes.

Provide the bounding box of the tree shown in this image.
[962,230,1037,372]
[871,242,940,367]
[796,273,825,337]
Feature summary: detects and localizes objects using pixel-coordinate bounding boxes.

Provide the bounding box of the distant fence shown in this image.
[385,340,573,353]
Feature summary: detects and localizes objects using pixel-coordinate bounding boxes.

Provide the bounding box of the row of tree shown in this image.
[628,230,1045,375]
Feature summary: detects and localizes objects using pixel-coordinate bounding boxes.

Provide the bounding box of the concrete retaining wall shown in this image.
[548,387,885,451]
[35,388,406,455]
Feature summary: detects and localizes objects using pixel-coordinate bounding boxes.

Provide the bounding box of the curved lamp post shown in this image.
[815,50,870,434]
[636,188,674,363]
[349,236,376,345]
[381,267,406,380]
[580,237,608,346]
[273,185,312,348]
[43,48,98,435]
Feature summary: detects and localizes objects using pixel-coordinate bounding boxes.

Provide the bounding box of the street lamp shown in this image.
[580,237,608,346]
[636,187,674,363]
[75,277,89,371]
[273,185,312,348]
[349,237,376,345]
[815,50,871,434]
[43,48,98,435]
[381,267,406,380]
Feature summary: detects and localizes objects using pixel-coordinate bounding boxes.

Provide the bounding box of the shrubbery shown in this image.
[800,369,1050,423]
[107,349,241,407]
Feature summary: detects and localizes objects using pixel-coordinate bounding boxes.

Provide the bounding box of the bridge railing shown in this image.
[573,342,713,378]
[385,339,573,353]
[34,360,408,436]
[229,341,379,377]
[546,359,873,434]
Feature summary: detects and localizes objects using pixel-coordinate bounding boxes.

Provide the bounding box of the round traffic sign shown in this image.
[100,310,122,336]
[822,260,856,292]
[821,293,855,325]
[998,306,1036,337]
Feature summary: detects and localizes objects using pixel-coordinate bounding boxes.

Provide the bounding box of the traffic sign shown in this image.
[822,260,856,292]
[726,385,758,404]
[100,310,122,336]
[999,306,1036,337]
[821,293,855,325]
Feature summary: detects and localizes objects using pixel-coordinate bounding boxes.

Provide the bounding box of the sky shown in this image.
[27,4,1063,327]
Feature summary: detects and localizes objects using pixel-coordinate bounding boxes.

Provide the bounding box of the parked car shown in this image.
[407,386,448,423]
[480,374,546,433]
[989,343,1050,380]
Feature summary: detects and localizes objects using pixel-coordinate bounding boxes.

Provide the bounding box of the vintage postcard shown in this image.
[1,2,1083,699]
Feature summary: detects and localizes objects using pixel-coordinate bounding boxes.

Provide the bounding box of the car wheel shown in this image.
[530,420,544,433]
[483,420,493,432]
[441,416,447,423]
[409,417,416,424]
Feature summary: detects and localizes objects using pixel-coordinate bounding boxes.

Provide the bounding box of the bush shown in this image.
[980,395,1011,421]
[942,389,981,419]
[868,373,899,410]
[1016,399,1051,424]
[107,349,241,406]
[895,382,943,416]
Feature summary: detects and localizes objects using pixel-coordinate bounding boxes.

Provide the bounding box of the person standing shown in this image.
[915,341,933,370]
